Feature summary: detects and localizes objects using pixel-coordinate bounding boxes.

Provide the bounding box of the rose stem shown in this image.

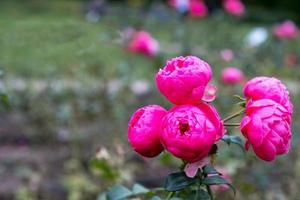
[223,109,244,122]
[224,123,240,127]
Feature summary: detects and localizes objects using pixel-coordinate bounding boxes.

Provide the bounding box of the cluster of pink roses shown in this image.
[128,56,224,163]
[128,56,293,164]
[241,77,293,161]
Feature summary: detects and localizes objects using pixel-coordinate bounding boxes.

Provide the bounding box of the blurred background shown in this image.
[0,0,300,199]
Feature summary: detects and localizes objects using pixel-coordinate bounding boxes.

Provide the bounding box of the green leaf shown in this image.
[165,172,197,192]
[203,175,228,185]
[186,189,210,200]
[203,175,236,195]
[132,183,149,194]
[202,165,220,175]
[222,135,245,151]
[107,184,133,200]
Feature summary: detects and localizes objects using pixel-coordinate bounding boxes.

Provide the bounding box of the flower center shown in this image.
[179,122,190,135]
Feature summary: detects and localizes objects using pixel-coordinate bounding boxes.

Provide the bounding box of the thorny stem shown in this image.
[224,123,240,127]
[222,109,244,123]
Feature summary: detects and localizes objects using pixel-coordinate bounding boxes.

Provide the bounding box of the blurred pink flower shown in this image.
[219,49,234,62]
[160,103,225,163]
[223,0,245,17]
[221,67,245,85]
[243,76,293,114]
[284,53,297,67]
[189,0,208,18]
[273,20,298,40]
[128,31,159,57]
[156,56,212,105]
[240,99,292,161]
[128,105,167,157]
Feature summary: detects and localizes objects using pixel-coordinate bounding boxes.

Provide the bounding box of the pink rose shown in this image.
[223,0,245,17]
[240,99,292,161]
[221,67,245,85]
[128,31,159,57]
[273,20,298,40]
[160,103,224,163]
[189,0,208,18]
[243,76,293,113]
[219,49,234,62]
[128,105,167,157]
[156,56,212,105]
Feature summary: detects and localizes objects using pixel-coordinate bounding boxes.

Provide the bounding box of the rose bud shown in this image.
[221,67,245,85]
[189,0,208,18]
[128,31,159,57]
[243,76,293,113]
[223,0,245,17]
[156,56,212,105]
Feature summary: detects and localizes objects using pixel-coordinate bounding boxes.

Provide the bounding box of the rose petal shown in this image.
[184,158,210,178]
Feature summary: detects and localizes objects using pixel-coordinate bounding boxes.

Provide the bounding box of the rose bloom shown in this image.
[160,103,224,163]
[223,0,245,17]
[243,76,293,113]
[128,31,159,57]
[221,67,245,85]
[240,99,292,161]
[189,0,208,18]
[273,20,298,40]
[128,105,167,157]
[156,56,212,105]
